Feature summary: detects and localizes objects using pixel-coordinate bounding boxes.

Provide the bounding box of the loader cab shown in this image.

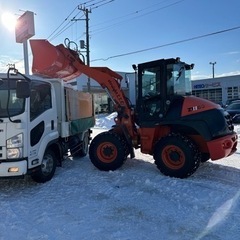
[136,57,194,126]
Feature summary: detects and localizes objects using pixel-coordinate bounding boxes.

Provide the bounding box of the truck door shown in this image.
[28,80,58,168]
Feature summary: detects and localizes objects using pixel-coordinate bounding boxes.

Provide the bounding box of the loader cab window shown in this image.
[138,67,162,122]
[167,63,192,96]
[142,68,161,97]
[167,65,174,95]
[30,81,52,121]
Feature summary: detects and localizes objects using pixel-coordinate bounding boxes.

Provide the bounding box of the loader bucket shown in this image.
[30,39,85,81]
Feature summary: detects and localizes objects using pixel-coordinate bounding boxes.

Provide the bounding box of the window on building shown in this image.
[192,88,222,104]
[227,86,240,100]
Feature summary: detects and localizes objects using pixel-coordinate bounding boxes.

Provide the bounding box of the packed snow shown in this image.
[0,113,240,240]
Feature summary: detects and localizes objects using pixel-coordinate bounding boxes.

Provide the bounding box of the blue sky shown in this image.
[0,0,239,80]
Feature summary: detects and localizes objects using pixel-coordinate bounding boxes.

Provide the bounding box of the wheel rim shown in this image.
[41,154,54,176]
[97,142,117,163]
[161,145,185,169]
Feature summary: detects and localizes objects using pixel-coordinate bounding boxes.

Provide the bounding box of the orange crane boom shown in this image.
[30,39,138,149]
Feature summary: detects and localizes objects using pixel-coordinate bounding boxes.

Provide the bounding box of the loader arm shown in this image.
[30,39,138,141]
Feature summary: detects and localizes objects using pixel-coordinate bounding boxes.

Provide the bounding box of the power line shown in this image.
[48,0,183,43]
[79,0,114,9]
[90,0,184,35]
[90,0,115,9]
[80,0,97,4]
[48,1,115,42]
[47,6,78,40]
[48,12,84,41]
[91,0,169,28]
[85,0,114,9]
[91,25,240,62]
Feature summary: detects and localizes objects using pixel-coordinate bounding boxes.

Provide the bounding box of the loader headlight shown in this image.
[6,133,23,159]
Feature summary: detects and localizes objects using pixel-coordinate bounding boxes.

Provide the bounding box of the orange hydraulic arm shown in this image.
[30,39,138,142]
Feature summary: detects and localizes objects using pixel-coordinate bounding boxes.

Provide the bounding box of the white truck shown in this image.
[0,68,95,183]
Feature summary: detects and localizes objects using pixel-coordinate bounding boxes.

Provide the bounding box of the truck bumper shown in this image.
[207,133,238,160]
[0,160,27,177]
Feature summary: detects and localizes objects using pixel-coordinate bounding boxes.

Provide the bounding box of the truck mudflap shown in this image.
[0,160,27,177]
[207,133,238,160]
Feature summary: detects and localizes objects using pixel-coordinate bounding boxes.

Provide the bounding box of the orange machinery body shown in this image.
[138,96,237,160]
[29,39,237,161]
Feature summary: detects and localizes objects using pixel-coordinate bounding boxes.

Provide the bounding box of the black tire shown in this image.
[31,149,57,183]
[78,131,90,157]
[200,153,210,162]
[70,131,90,158]
[89,131,127,171]
[108,129,130,159]
[153,133,201,178]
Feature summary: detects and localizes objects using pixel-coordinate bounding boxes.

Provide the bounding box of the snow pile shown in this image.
[0,114,240,240]
[94,112,117,129]
[234,124,240,141]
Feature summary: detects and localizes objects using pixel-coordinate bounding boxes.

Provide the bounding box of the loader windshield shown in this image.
[167,62,192,96]
[0,79,25,117]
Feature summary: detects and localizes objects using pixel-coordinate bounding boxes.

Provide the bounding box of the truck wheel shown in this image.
[70,131,90,158]
[78,131,90,157]
[31,149,57,183]
[153,133,201,178]
[89,131,127,171]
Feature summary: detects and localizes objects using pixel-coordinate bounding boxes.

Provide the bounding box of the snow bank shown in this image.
[94,112,117,129]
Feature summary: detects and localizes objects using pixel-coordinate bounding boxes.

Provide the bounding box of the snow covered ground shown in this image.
[0,113,240,240]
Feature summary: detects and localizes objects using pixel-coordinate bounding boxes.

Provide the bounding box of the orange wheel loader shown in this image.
[29,39,238,178]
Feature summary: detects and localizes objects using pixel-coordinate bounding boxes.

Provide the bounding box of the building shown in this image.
[192,75,240,106]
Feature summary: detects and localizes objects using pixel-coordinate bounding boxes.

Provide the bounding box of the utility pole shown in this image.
[78,5,91,91]
[209,61,216,78]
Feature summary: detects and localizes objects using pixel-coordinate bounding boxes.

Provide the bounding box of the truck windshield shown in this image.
[0,78,25,117]
[167,63,192,96]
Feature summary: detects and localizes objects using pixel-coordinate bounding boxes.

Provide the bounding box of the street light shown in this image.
[209,61,216,78]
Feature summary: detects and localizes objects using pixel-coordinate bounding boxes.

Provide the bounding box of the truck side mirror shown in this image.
[16,80,30,98]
